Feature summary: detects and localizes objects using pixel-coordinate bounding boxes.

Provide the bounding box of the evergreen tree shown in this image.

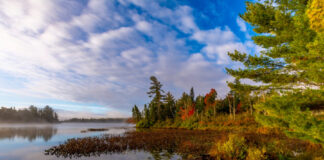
[144,104,150,120]
[0,106,58,123]
[132,105,142,122]
[42,105,56,122]
[164,92,176,119]
[149,102,158,123]
[142,104,148,118]
[195,95,205,114]
[132,107,135,119]
[147,76,164,121]
[29,105,38,116]
[195,95,205,120]
[228,78,256,115]
[226,0,324,144]
[190,87,195,103]
[54,113,59,121]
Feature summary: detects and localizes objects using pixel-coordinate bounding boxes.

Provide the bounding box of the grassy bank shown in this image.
[46,113,324,159]
[45,127,324,159]
[135,113,324,159]
[141,113,258,131]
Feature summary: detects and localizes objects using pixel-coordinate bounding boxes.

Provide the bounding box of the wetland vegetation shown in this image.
[45,0,324,159]
[45,124,323,159]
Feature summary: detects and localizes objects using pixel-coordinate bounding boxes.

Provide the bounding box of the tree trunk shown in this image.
[249,96,253,115]
[228,97,232,119]
[233,95,236,120]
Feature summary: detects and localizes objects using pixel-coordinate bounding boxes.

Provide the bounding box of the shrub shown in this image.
[136,119,151,128]
[246,147,266,160]
[210,134,247,160]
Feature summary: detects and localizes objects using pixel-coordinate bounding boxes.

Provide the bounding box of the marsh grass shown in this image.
[80,128,109,133]
[45,127,324,159]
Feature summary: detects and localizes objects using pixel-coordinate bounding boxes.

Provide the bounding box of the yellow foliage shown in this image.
[209,134,247,159]
[246,147,266,160]
[314,157,324,160]
[256,127,271,134]
[307,0,324,32]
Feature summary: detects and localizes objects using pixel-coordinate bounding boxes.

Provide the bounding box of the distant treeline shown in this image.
[62,118,127,123]
[0,106,59,123]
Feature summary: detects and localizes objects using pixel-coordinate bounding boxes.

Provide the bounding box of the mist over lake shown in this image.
[0,123,142,160]
[0,0,323,159]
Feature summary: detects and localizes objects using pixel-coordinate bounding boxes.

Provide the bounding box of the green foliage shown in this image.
[195,95,205,114]
[211,134,247,160]
[131,105,142,122]
[190,87,195,102]
[164,92,176,119]
[133,76,259,128]
[0,105,59,123]
[147,76,164,120]
[255,89,324,144]
[178,116,199,130]
[226,0,324,144]
[136,119,151,128]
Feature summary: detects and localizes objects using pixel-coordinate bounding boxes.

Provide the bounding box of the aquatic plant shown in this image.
[45,128,324,159]
[80,128,109,133]
[45,129,222,159]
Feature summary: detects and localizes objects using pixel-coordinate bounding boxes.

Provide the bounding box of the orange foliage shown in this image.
[204,88,216,111]
[256,127,271,134]
[126,118,136,124]
[179,104,195,120]
[237,102,241,112]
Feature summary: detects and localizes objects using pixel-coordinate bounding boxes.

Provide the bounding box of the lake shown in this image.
[0,123,173,160]
[1,123,322,160]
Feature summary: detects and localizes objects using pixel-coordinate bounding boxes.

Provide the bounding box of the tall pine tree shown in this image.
[147,76,165,121]
[226,0,324,144]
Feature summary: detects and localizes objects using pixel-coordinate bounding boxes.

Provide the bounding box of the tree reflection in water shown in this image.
[0,127,57,142]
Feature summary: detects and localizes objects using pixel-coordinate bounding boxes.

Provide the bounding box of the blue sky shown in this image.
[0,0,261,119]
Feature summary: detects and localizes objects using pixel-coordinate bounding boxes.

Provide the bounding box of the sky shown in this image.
[0,0,262,119]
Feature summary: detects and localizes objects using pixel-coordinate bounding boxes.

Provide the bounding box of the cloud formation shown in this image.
[0,0,258,117]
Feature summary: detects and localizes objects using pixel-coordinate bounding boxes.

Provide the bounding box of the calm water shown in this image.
[0,123,175,160]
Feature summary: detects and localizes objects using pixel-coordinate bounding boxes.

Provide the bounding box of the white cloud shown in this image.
[236,17,247,32]
[135,21,152,33]
[191,27,248,64]
[121,47,153,65]
[0,0,259,117]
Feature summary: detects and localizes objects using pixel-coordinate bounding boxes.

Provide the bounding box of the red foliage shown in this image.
[188,107,195,117]
[179,107,186,120]
[237,102,242,113]
[179,104,195,120]
[204,88,216,111]
[126,118,136,124]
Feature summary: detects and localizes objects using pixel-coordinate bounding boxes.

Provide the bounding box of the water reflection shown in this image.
[0,127,57,142]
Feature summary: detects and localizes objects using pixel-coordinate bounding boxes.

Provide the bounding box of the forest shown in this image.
[130,0,324,158]
[0,106,59,123]
[43,0,324,159]
[132,77,255,129]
